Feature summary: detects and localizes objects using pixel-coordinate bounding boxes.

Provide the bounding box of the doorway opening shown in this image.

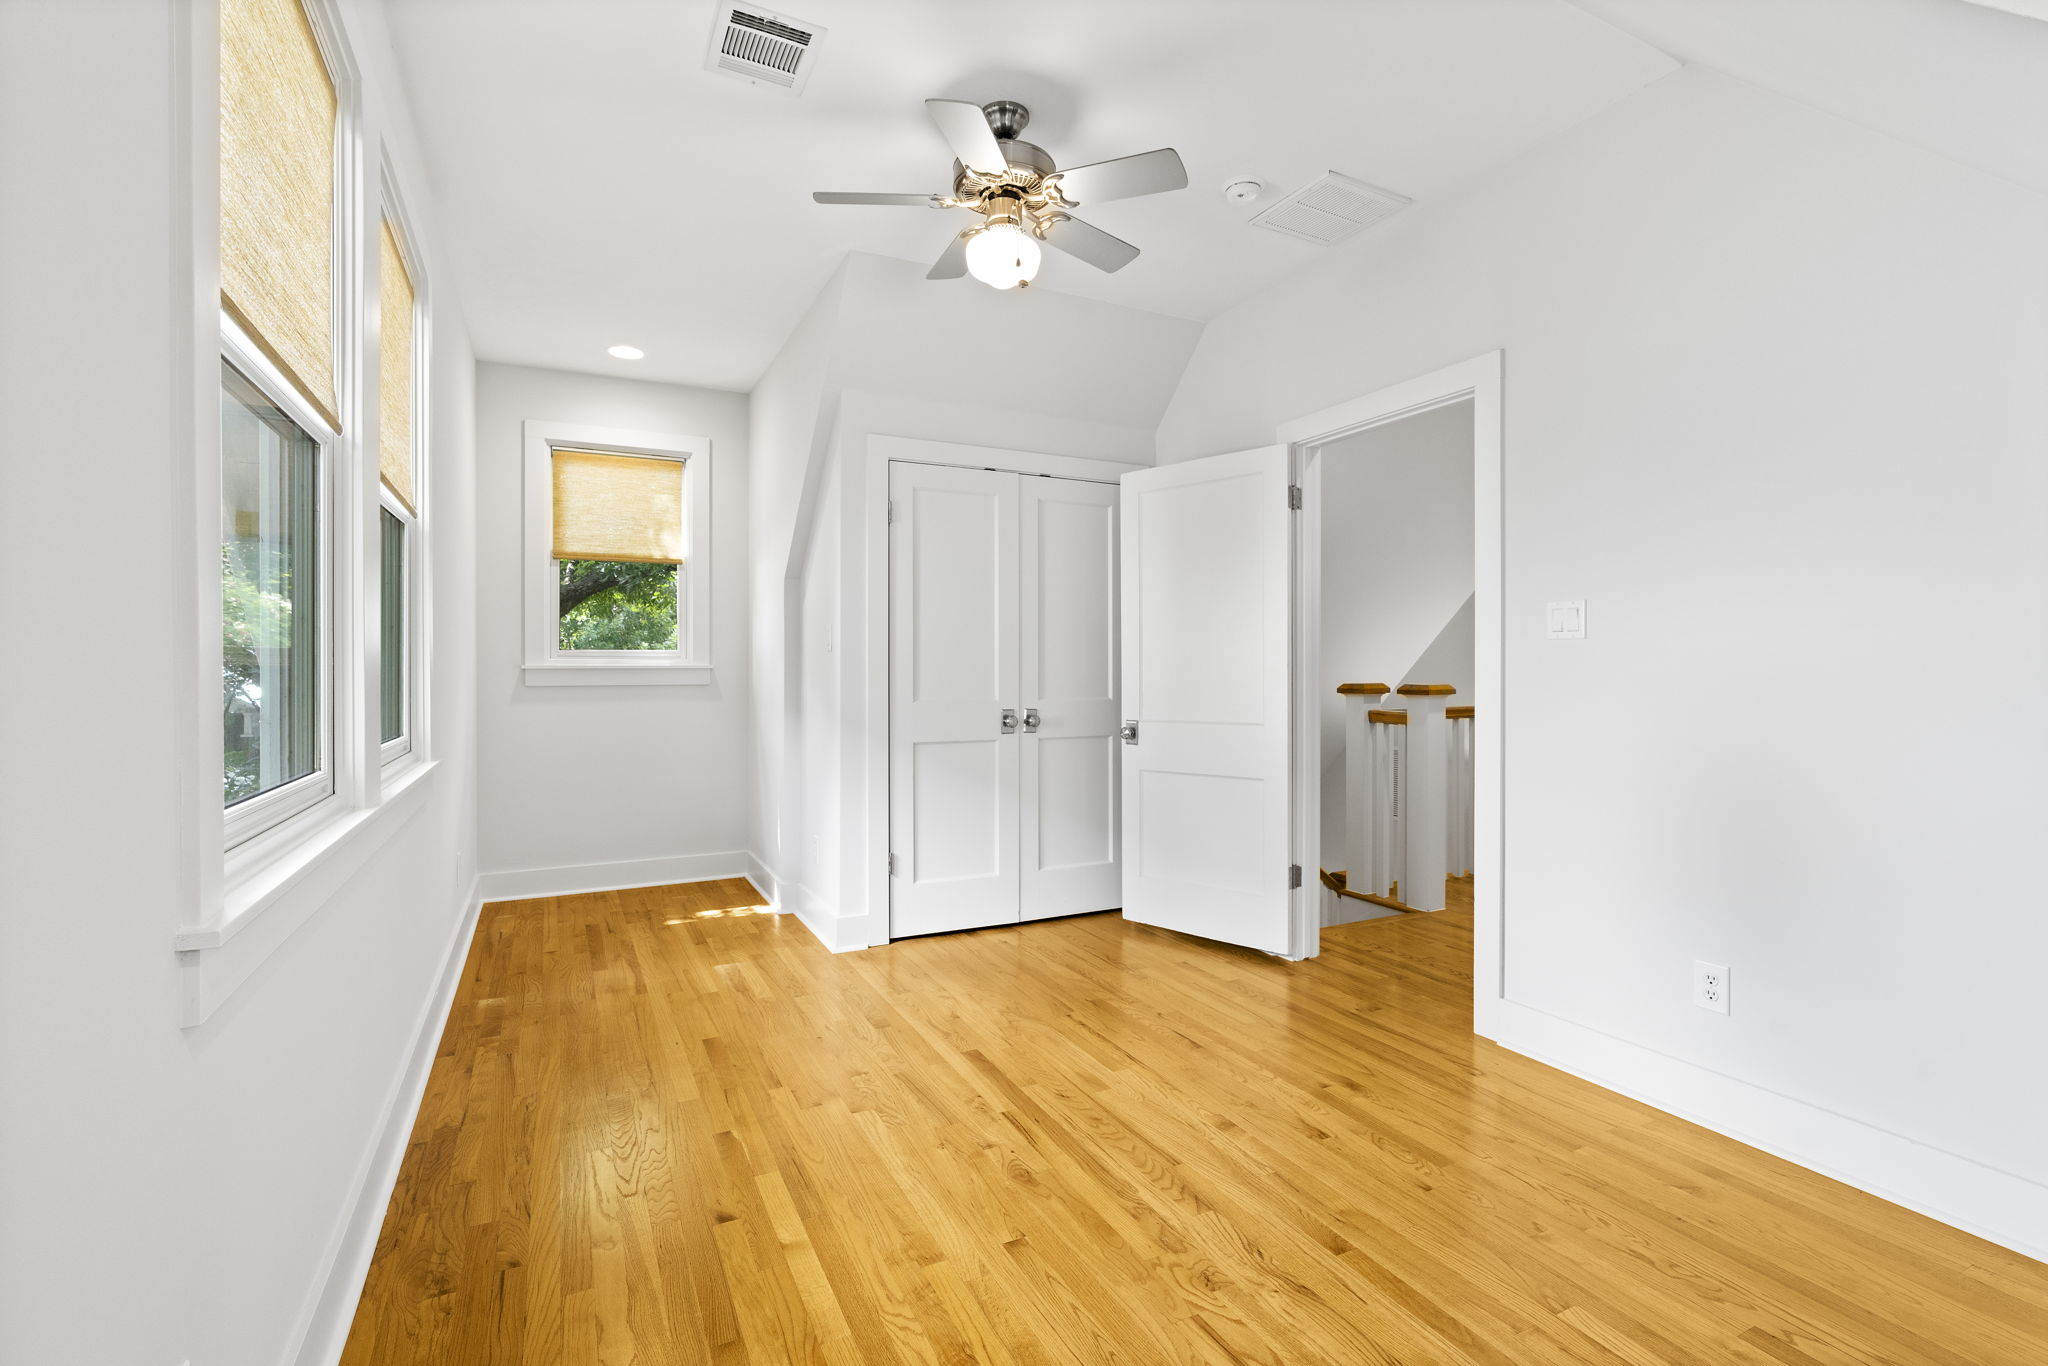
[1283,352,1503,1034]
[1312,399,1475,926]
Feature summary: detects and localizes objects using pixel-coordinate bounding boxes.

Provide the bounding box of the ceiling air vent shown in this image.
[705,6,825,95]
[1249,172,1411,246]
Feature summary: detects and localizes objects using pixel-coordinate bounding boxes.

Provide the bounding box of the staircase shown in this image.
[1323,682,1474,915]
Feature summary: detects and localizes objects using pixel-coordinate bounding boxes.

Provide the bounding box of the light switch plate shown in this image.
[1547,600,1586,639]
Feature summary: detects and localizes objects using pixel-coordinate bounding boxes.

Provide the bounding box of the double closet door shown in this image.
[888,461,1121,938]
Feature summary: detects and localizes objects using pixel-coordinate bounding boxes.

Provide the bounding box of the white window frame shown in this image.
[220,315,340,848]
[377,165,430,768]
[376,491,414,763]
[521,419,713,686]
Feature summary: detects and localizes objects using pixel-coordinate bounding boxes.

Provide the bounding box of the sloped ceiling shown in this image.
[1566,0,2048,190]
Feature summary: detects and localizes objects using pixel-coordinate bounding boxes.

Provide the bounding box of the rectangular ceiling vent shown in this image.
[1250,172,1411,246]
[705,6,825,95]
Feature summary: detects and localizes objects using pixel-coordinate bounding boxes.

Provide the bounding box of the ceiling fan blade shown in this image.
[927,231,971,280]
[1047,148,1188,207]
[925,98,1008,177]
[1040,215,1140,274]
[812,192,944,207]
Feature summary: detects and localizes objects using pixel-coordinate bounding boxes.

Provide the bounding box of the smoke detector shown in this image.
[1249,171,1410,246]
[1222,179,1264,203]
[705,6,826,95]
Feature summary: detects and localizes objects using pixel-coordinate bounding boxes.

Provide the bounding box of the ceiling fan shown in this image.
[812,98,1188,291]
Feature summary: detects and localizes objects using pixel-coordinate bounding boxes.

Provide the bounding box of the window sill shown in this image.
[522,662,712,687]
[175,759,439,1025]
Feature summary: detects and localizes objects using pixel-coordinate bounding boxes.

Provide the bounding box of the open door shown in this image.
[1119,445,1301,956]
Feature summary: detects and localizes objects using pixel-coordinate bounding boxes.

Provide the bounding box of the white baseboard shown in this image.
[775,877,871,954]
[477,850,760,902]
[1492,999,2048,1265]
[745,851,780,909]
[288,873,486,1366]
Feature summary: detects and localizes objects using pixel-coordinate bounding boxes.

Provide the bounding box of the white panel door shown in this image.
[889,463,1020,937]
[1020,477,1120,921]
[1119,446,1297,954]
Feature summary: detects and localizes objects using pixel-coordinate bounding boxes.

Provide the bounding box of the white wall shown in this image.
[473,363,752,887]
[747,265,847,904]
[1161,65,2048,1254]
[1404,594,1476,700]
[0,3,484,1364]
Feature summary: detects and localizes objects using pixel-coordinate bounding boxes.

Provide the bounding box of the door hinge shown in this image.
[1287,484,1303,511]
[1288,864,1303,889]
[888,852,899,877]
[887,499,896,524]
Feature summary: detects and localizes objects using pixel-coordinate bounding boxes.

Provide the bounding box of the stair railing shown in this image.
[1334,683,1466,913]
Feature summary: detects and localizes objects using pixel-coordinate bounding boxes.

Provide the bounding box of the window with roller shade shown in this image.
[219,0,344,839]
[521,420,710,683]
[551,450,685,652]
[378,217,418,753]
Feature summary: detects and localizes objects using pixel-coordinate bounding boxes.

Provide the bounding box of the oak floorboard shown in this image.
[340,876,2048,1365]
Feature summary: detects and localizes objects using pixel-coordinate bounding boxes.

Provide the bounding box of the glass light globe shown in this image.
[964,221,1042,290]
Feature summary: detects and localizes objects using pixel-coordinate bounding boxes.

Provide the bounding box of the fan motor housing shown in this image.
[952,138,1056,199]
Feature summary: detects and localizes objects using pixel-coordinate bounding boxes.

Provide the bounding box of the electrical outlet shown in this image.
[1693,960,1730,1015]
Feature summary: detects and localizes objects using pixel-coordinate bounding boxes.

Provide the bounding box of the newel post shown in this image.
[1398,684,1457,912]
[1337,683,1389,896]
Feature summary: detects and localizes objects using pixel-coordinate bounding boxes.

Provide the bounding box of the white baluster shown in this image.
[1381,709,1406,899]
[1448,705,1473,878]
[1338,684,1388,900]
[1398,684,1456,912]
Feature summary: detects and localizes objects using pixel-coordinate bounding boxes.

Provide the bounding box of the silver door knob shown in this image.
[1120,720,1139,745]
[1001,708,1019,734]
[1023,708,1041,733]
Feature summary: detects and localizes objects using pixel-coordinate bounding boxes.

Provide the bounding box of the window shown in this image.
[377,215,421,759]
[379,507,405,744]
[522,421,712,685]
[221,357,333,844]
[217,0,349,846]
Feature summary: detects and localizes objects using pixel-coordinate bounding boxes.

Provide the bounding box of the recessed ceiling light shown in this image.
[607,344,645,360]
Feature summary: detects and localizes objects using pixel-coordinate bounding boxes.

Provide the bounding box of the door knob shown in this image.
[1001,708,1019,734]
[1023,708,1041,733]
[1120,720,1139,745]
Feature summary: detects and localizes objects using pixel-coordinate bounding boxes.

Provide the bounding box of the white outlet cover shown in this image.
[1693,960,1730,1015]
[1547,600,1586,639]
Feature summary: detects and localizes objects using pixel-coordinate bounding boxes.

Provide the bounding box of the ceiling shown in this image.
[1567,0,2048,193]
[385,0,1675,390]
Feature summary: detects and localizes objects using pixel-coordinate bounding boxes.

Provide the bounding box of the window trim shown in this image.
[220,314,341,848]
[376,162,431,768]
[377,494,412,764]
[521,419,713,686]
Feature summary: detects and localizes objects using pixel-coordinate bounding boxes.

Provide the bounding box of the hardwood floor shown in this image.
[341,877,2048,1364]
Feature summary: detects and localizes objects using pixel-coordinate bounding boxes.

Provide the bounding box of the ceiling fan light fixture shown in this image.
[964,218,1041,290]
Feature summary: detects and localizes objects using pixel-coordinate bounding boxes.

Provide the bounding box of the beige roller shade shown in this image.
[220,0,338,429]
[551,451,685,564]
[378,220,416,512]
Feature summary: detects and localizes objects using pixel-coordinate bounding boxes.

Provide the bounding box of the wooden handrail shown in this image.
[1319,868,1424,914]
[1367,709,1408,725]
[1336,682,1391,696]
[1396,683,1457,697]
[1446,706,1474,720]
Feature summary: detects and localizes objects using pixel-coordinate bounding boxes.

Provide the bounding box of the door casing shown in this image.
[1277,351,1505,1036]
[863,435,1143,948]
